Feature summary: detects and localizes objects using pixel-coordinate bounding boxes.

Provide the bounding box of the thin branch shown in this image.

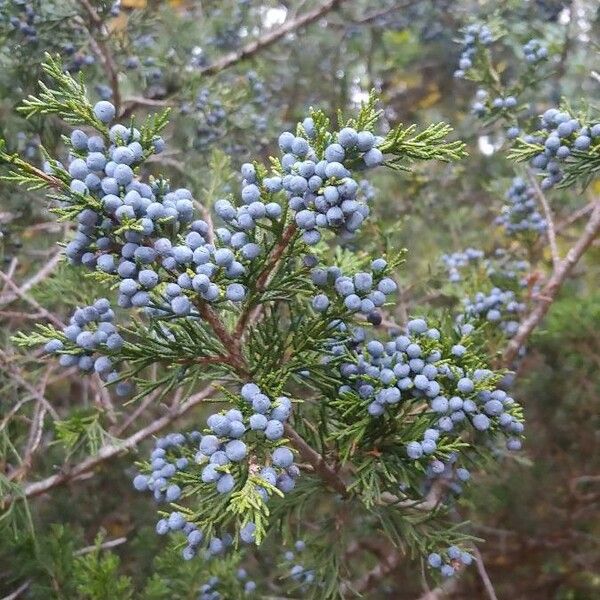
[0,264,64,327]
[346,543,402,594]
[283,423,347,496]
[5,384,215,504]
[74,536,128,556]
[0,349,59,421]
[234,223,297,340]
[76,1,121,112]
[503,200,600,365]
[0,580,31,600]
[415,579,458,600]
[555,200,595,234]
[472,546,499,600]
[199,0,346,76]
[528,170,560,268]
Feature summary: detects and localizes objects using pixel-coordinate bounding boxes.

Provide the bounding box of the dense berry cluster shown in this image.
[454,23,493,78]
[132,385,298,556]
[523,38,548,63]
[215,122,384,245]
[495,177,547,235]
[422,451,472,498]
[61,40,96,74]
[42,299,132,396]
[190,88,227,151]
[310,259,397,325]
[440,248,484,282]
[460,287,525,337]
[336,318,524,454]
[133,432,242,561]
[428,545,473,578]
[525,108,600,189]
[53,101,269,319]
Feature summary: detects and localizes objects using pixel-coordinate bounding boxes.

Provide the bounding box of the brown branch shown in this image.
[0,265,64,327]
[555,200,595,234]
[77,1,121,113]
[503,200,600,365]
[283,423,347,496]
[0,349,59,421]
[1,580,31,600]
[352,1,416,24]
[473,547,499,600]
[199,0,346,76]
[234,223,297,340]
[74,536,128,556]
[0,249,63,308]
[528,171,560,268]
[347,544,403,594]
[5,384,215,504]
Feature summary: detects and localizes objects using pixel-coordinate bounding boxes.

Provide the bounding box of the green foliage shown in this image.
[18,54,109,132]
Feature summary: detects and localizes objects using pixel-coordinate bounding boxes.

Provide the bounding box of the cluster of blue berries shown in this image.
[310,259,397,325]
[523,38,548,63]
[495,177,547,236]
[133,432,236,561]
[471,89,518,120]
[198,576,221,600]
[195,384,298,498]
[42,299,132,396]
[460,287,525,337]
[334,318,523,451]
[428,546,473,578]
[422,452,472,498]
[526,108,600,189]
[214,122,385,245]
[198,571,257,599]
[454,23,493,78]
[61,41,96,74]
[16,130,40,160]
[282,540,318,591]
[133,385,298,557]
[283,123,384,243]
[190,88,227,151]
[7,1,38,43]
[54,101,263,319]
[440,248,484,282]
[247,70,270,136]
[485,250,531,287]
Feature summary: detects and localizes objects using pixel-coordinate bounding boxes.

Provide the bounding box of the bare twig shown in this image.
[528,171,560,268]
[199,0,346,76]
[6,384,215,504]
[1,580,31,600]
[555,201,595,234]
[472,546,499,600]
[347,543,402,594]
[77,0,121,112]
[74,536,128,556]
[0,249,63,307]
[0,264,64,327]
[0,349,59,420]
[503,200,600,365]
